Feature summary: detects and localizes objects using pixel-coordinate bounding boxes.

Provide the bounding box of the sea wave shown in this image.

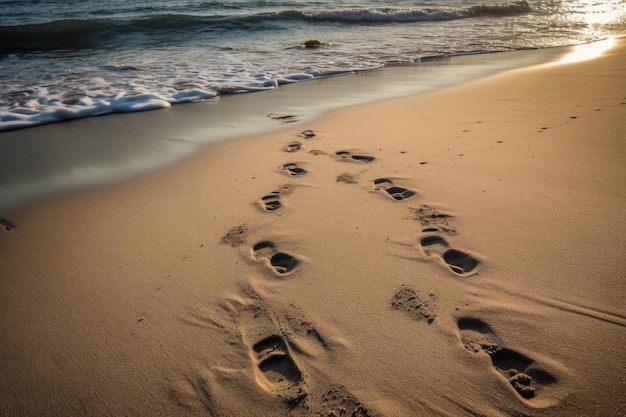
[0,16,219,52]
[275,1,532,23]
[0,19,113,51]
[0,1,532,53]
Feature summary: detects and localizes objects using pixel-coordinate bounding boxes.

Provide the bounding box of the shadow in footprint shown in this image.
[420,235,449,248]
[253,241,299,275]
[259,185,296,212]
[458,317,500,354]
[254,335,303,384]
[239,304,308,405]
[280,163,307,177]
[419,236,478,277]
[443,249,479,276]
[259,184,296,212]
[457,317,557,400]
[299,130,315,139]
[269,253,299,274]
[491,348,534,373]
[260,192,281,211]
[492,349,539,399]
[373,178,416,201]
[335,151,375,163]
[253,240,277,255]
[284,142,301,152]
[373,178,393,189]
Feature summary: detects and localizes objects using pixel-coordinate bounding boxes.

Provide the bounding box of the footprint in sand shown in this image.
[280,162,308,177]
[419,235,479,276]
[334,151,375,163]
[299,129,315,139]
[260,191,282,211]
[239,305,307,405]
[258,185,295,212]
[0,218,16,231]
[373,178,416,201]
[443,249,479,276]
[457,317,557,400]
[252,241,299,275]
[254,335,303,392]
[283,141,301,152]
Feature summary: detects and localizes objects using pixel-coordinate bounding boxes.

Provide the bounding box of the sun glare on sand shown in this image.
[556,37,617,64]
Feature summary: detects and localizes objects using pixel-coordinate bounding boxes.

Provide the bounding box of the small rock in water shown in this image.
[303,39,324,48]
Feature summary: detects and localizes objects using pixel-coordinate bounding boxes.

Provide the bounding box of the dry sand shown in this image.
[1,40,625,416]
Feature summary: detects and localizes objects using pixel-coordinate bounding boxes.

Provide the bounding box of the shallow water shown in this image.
[0,45,566,211]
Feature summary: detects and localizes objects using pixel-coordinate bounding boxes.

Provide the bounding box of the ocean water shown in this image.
[0,0,624,132]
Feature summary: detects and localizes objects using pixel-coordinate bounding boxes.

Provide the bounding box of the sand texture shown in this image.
[1,41,625,416]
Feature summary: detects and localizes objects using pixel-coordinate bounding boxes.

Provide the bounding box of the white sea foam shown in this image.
[0,89,219,132]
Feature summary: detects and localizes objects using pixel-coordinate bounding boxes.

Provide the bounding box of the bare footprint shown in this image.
[373,178,416,201]
[258,185,296,212]
[252,241,299,275]
[280,163,308,177]
[284,141,301,152]
[420,235,449,251]
[239,304,307,405]
[334,151,375,163]
[299,129,315,139]
[457,317,557,400]
[419,235,479,276]
[260,192,282,211]
[443,249,479,276]
[254,335,303,387]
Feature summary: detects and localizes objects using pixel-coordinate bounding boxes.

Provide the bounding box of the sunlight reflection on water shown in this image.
[555,37,617,64]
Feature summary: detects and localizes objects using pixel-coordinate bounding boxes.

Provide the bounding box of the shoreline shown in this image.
[0,44,570,212]
[1,39,625,416]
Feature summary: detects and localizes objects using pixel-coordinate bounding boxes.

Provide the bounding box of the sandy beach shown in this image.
[1,39,625,416]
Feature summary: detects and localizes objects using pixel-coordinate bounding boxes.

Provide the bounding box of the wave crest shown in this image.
[277,1,532,23]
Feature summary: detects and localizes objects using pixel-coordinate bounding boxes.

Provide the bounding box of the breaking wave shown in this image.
[277,1,532,23]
